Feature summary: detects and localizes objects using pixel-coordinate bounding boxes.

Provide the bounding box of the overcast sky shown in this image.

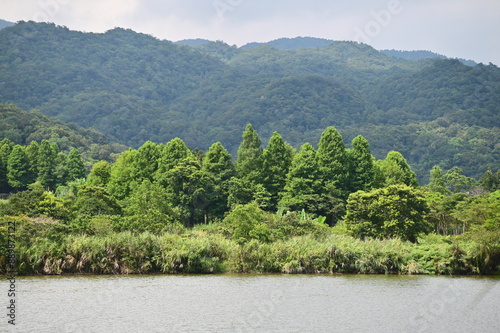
[1,0,499,64]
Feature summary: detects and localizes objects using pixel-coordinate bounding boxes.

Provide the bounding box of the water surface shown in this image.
[4,274,500,332]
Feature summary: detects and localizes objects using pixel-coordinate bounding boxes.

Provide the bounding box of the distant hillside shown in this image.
[0,103,126,162]
[176,38,212,46]
[381,49,477,66]
[241,37,334,50]
[0,19,14,30]
[0,21,498,182]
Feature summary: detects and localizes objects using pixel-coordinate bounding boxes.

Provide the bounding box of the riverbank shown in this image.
[2,216,499,276]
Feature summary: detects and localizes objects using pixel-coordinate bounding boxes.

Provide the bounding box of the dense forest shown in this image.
[0,21,499,183]
[1,123,499,275]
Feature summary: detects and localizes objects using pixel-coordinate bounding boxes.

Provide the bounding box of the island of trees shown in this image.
[1,123,499,275]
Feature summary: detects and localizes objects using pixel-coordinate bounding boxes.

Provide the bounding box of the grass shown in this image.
[2,217,499,275]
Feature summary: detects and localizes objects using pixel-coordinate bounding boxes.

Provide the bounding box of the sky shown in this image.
[1,0,499,65]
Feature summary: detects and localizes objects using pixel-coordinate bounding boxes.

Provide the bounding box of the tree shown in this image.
[161,156,214,226]
[202,142,235,219]
[223,202,271,244]
[156,138,194,176]
[75,185,122,217]
[379,151,419,187]
[7,145,31,190]
[347,135,375,193]
[87,161,111,187]
[317,126,348,194]
[37,140,57,189]
[66,147,86,181]
[235,124,263,181]
[25,141,39,181]
[444,167,476,193]
[107,149,139,200]
[0,139,14,192]
[261,132,294,210]
[133,141,161,182]
[124,179,176,232]
[478,168,500,193]
[427,165,449,195]
[344,184,432,242]
[279,143,323,214]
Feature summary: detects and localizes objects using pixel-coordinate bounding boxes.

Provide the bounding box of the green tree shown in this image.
[7,145,31,190]
[124,179,176,232]
[427,165,450,195]
[317,126,348,194]
[444,167,476,193]
[235,124,263,181]
[0,139,14,192]
[107,149,139,200]
[87,161,111,187]
[202,142,235,219]
[162,156,214,226]
[478,168,500,193]
[347,135,375,193]
[379,151,419,187]
[75,185,122,217]
[37,140,57,189]
[344,184,432,242]
[223,202,271,244]
[66,147,86,181]
[133,141,161,182]
[261,132,294,210]
[25,140,39,181]
[156,138,194,175]
[279,143,323,214]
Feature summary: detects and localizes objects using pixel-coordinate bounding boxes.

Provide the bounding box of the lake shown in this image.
[4,274,500,332]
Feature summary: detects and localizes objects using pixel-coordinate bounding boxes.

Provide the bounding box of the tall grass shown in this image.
[3,217,499,275]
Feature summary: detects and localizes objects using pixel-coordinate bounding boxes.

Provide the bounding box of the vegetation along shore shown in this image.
[1,122,499,276]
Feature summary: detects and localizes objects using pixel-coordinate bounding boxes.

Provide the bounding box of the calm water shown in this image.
[3,274,500,333]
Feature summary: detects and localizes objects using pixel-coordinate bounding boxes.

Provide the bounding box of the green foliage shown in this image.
[74,185,122,217]
[261,132,294,210]
[123,179,176,233]
[202,142,235,219]
[378,151,419,187]
[7,145,32,189]
[87,160,111,187]
[279,143,323,214]
[347,135,375,192]
[317,126,348,193]
[479,168,500,192]
[344,185,432,242]
[427,165,450,195]
[66,147,86,181]
[444,166,477,193]
[107,149,138,200]
[236,124,263,181]
[222,202,272,244]
[36,140,57,189]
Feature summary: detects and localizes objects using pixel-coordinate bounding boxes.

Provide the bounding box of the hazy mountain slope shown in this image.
[0,104,126,161]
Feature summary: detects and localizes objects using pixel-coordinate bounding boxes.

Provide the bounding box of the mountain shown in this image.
[0,19,14,30]
[381,49,477,66]
[0,104,126,162]
[176,38,212,46]
[0,21,498,182]
[241,37,335,50]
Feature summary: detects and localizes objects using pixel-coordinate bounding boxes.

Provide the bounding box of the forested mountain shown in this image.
[0,19,14,30]
[380,49,477,66]
[0,21,498,182]
[0,104,126,163]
